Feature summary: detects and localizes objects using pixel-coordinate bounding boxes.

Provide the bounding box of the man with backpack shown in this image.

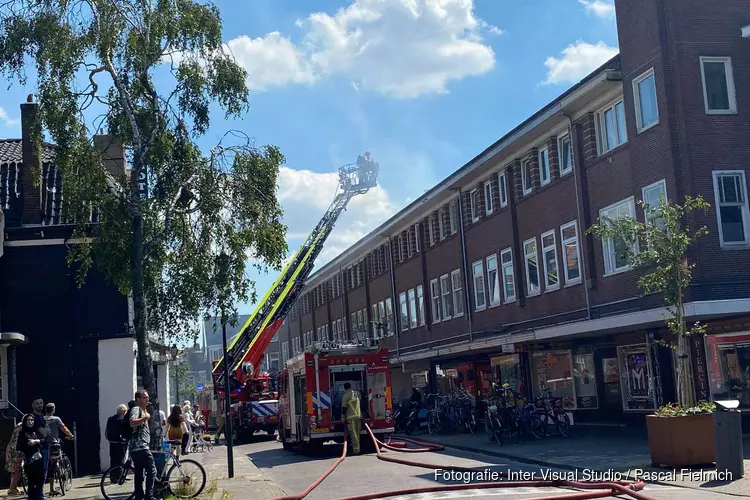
[127,390,157,500]
[340,383,362,455]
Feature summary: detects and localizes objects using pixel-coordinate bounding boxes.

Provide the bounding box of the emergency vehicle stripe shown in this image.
[312,391,332,409]
[307,392,313,414]
[385,387,392,409]
[252,403,276,417]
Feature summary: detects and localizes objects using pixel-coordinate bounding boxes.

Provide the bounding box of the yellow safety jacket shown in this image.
[341,389,362,421]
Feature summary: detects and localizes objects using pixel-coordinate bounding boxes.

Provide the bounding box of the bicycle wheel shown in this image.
[56,470,66,496]
[468,413,476,434]
[100,464,135,500]
[167,459,206,498]
[529,414,546,440]
[556,412,571,438]
[485,413,494,442]
[493,416,504,446]
[62,455,73,491]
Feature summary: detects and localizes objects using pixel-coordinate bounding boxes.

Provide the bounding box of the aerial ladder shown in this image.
[211,153,380,395]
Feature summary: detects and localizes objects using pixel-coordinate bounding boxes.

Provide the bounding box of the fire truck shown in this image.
[211,155,380,443]
[277,341,393,451]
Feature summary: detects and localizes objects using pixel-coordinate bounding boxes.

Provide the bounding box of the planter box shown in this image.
[646,413,715,467]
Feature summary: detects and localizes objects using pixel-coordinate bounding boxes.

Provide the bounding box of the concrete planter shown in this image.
[646,413,715,467]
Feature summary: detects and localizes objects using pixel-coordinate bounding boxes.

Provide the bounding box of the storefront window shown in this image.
[530,350,576,410]
[706,333,750,407]
[572,352,598,409]
[491,354,523,395]
[617,344,656,410]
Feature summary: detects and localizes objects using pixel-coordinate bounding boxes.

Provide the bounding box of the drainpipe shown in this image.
[455,188,473,343]
[386,235,399,357]
[562,111,592,320]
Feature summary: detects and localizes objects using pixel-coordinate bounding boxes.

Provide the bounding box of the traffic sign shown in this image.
[196,384,205,391]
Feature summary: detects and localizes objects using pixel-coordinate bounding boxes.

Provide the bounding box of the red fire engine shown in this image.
[278,341,394,451]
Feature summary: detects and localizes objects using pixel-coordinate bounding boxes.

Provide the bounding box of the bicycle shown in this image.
[100,440,207,499]
[48,437,74,496]
[536,388,571,438]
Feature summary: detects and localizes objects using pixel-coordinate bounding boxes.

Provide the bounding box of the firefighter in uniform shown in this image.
[341,382,362,455]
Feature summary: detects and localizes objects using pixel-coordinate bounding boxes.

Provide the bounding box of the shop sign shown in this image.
[542,353,559,368]
[690,334,709,400]
[648,332,664,407]
[618,345,653,409]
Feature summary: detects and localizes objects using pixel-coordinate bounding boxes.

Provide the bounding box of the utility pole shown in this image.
[221,316,234,478]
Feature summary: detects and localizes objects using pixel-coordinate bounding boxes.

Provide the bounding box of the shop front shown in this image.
[705,331,750,406]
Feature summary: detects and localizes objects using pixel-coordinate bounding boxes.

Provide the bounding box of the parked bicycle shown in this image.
[100,439,206,499]
[535,388,571,438]
[48,437,74,496]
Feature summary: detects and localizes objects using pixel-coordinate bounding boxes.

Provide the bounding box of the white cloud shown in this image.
[578,0,616,19]
[225,0,499,98]
[0,107,18,127]
[542,41,618,85]
[276,166,396,266]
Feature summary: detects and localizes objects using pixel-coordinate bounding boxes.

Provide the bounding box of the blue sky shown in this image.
[0,0,620,318]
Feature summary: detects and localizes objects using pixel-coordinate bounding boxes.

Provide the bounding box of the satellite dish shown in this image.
[241,362,254,375]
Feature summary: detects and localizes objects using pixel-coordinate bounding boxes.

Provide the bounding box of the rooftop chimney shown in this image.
[20,95,43,226]
[94,132,127,182]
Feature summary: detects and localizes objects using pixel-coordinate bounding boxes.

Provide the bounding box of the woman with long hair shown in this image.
[166,405,189,455]
[17,414,44,500]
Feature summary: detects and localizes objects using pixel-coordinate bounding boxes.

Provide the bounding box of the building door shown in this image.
[596,347,622,417]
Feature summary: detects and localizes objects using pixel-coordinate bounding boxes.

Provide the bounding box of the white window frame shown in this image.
[486,254,501,307]
[641,179,667,229]
[439,210,447,240]
[632,68,659,133]
[560,221,582,286]
[713,170,750,248]
[385,299,394,336]
[500,248,516,303]
[451,269,464,317]
[449,200,459,234]
[699,56,737,115]
[371,303,379,337]
[523,237,540,297]
[538,147,551,186]
[472,260,486,311]
[428,215,436,246]
[470,189,480,222]
[558,134,573,176]
[521,158,533,195]
[498,172,508,207]
[399,292,409,331]
[440,273,453,320]
[407,230,414,258]
[416,285,425,326]
[430,278,441,323]
[599,197,638,275]
[208,346,222,362]
[408,288,418,329]
[484,181,494,215]
[414,224,420,253]
[595,98,628,154]
[541,230,560,292]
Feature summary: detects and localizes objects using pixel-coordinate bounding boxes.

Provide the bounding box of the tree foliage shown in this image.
[173,361,197,403]
[587,194,710,408]
[0,0,288,393]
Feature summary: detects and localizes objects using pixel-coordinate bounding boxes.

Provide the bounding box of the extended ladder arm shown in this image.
[211,155,379,390]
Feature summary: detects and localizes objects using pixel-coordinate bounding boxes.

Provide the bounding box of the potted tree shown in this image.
[589,194,716,467]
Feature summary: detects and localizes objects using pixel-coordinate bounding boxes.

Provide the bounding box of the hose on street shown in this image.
[268,422,656,500]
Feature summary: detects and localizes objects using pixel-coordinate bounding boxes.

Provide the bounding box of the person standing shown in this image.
[31,397,50,498]
[43,403,73,497]
[5,420,23,495]
[181,402,194,454]
[340,383,362,455]
[18,414,45,500]
[129,390,156,500]
[105,405,128,482]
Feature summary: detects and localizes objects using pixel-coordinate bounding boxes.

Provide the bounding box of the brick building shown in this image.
[275,1,750,424]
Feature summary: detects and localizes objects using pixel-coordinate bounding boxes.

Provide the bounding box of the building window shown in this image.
[269,353,280,372]
[430,279,441,323]
[407,231,414,258]
[530,350,576,410]
[486,254,500,306]
[408,288,418,329]
[271,332,279,342]
[351,312,357,333]
[428,214,436,246]
[538,147,550,186]
[449,200,459,234]
[558,134,572,176]
[439,210,447,239]
[498,172,507,207]
[208,347,221,362]
[642,179,667,231]
[522,158,533,195]
[713,171,750,247]
[705,333,750,407]
[633,68,659,132]
[451,269,465,316]
[378,301,386,334]
[500,248,515,302]
[416,285,425,326]
[700,56,737,114]
[560,221,581,285]
[600,197,637,275]
[470,189,480,222]
[371,304,379,337]
[472,260,486,311]
[524,237,540,296]
[596,99,627,154]
[281,342,288,364]
[484,181,494,215]
[414,224,420,252]
[385,298,394,335]
[399,292,409,331]
[440,274,453,319]
[541,230,560,291]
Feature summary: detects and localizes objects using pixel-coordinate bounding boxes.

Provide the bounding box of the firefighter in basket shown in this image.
[341,382,362,455]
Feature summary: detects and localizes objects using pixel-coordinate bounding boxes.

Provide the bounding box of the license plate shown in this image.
[267,416,277,421]
[311,428,329,433]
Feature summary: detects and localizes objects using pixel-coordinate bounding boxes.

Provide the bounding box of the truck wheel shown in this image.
[280,420,294,451]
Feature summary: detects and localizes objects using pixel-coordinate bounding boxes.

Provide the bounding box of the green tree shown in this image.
[174,361,197,404]
[0,0,288,395]
[588,195,709,408]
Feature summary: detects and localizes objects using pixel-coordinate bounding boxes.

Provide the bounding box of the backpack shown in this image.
[122,408,141,441]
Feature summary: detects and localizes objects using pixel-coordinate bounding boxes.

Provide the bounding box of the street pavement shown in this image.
[243,436,729,500]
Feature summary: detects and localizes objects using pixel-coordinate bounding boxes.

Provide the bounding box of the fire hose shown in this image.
[269,423,655,500]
